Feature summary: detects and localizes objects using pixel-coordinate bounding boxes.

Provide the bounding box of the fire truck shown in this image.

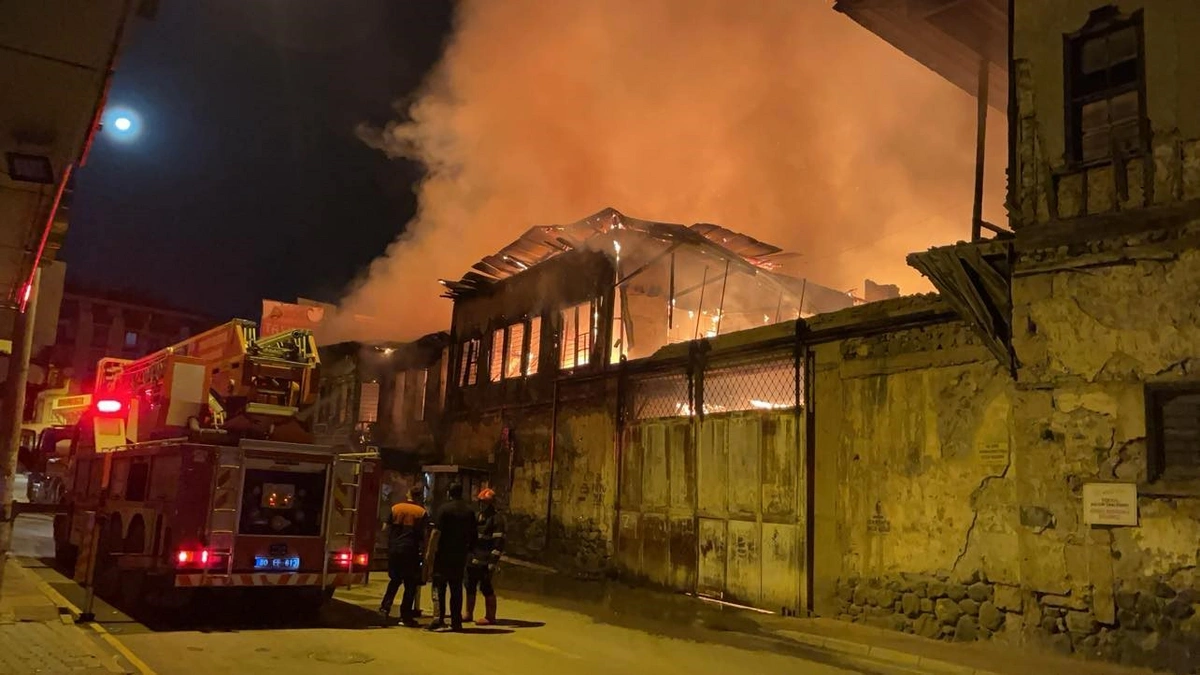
[52,320,381,612]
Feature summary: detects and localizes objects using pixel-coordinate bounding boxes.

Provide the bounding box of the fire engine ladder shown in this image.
[205,447,245,584]
[321,452,374,589]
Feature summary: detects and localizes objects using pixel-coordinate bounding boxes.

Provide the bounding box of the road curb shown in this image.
[772,629,1004,675]
[11,559,157,675]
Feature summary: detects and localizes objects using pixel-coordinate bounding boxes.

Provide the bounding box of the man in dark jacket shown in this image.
[426,482,476,631]
[465,488,505,625]
[379,485,427,626]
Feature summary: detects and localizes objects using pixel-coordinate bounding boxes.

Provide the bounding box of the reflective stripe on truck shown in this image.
[174,572,367,587]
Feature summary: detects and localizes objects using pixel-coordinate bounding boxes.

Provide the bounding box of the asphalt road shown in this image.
[9,512,892,675]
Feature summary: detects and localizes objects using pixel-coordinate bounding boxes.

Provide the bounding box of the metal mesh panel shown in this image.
[702,354,797,414]
[630,371,691,420]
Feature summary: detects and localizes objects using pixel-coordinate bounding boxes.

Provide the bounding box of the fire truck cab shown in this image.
[53,320,381,612]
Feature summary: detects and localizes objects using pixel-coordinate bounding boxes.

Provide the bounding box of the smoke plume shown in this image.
[328,0,1007,343]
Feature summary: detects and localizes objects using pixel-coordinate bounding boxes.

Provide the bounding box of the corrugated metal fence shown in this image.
[617,345,807,614]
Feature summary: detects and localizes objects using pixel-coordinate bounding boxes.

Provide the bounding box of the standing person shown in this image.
[426,482,476,631]
[465,488,505,625]
[378,485,427,627]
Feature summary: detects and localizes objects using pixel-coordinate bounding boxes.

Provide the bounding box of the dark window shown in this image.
[1146,385,1200,482]
[1065,8,1146,166]
[126,461,150,501]
[124,331,138,348]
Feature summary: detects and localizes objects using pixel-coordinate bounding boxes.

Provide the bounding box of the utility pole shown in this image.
[0,267,41,574]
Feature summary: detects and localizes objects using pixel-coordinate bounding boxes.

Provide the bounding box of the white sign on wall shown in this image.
[1082,482,1139,527]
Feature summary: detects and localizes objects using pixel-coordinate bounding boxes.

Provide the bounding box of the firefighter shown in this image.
[379,485,427,627]
[426,482,476,632]
[465,487,505,625]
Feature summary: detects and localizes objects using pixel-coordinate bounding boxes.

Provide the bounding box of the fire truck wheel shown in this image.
[118,570,147,610]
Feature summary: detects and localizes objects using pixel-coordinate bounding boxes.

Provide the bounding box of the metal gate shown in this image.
[617,350,805,614]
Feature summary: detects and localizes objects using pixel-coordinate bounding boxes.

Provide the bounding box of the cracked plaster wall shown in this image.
[1011,1,1200,227]
[812,320,1017,617]
[1010,234,1200,670]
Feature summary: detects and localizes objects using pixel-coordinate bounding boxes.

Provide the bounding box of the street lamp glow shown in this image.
[104,107,142,142]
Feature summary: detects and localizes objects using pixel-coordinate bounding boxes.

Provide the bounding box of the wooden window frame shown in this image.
[1145,382,1200,486]
[1062,7,1149,169]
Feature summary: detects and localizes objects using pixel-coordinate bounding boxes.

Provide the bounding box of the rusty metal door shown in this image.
[696,410,804,614]
[617,417,697,591]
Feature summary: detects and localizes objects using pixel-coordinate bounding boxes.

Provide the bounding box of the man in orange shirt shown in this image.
[379,485,427,626]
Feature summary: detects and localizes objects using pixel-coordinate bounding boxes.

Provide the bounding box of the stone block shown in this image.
[1042,593,1088,611]
[954,615,979,642]
[1153,140,1180,205]
[1057,172,1084,219]
[876,589,897,609]
[946,584,968,602]
[1155,582,1177,599]
[959,599,981,616]
[1117,609,1137,628]
[853,586,869,606]
[902,593,921,618]
[848,604,862,616]
[1120,157,1145,209]
[1040,615,1059,633]
[1164,599,1195,620]
[994,584,1023,612]
[1183,139,1200,201]
[1019,505,1055,531]
[920,598,934,613]
[979,601,1005,631]
[914,613,940,639]
[968,582,994,603]
[1087,165,1116,214]
[837,583,854,603]
[936,598,963,626]
[927,581,947,598]
[1066,611,1099,635]
[1049,632,1074,655]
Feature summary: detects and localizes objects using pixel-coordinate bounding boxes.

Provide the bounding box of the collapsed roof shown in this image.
[439,207,839,307]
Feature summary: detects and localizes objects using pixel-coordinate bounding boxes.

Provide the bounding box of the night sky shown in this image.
[63,0,454,320]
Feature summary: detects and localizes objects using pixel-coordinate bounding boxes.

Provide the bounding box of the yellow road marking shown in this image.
[513,636,580,659]
[32,577,158,675]
[90,623,158,675]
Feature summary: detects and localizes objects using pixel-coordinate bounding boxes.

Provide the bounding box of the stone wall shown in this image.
[811,310,1017,617]
[1007,222,1200,673]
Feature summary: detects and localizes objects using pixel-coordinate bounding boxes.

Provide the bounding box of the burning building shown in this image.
[441,207,853,386]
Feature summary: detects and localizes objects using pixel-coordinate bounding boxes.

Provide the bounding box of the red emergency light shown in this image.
[331,551,368,568]
[95,398,124,415]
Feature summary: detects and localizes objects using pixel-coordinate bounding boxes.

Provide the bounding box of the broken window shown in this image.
[458,338,480,387]
[610,289,625,365]
[1065,10,1145,165]
[411,368,428,422]
[526,317,541,376]
[489,328,505,382]
[358,381,380,423]
[505,322,525,379]
[1147,385,1200,483]
[560,300,594,370]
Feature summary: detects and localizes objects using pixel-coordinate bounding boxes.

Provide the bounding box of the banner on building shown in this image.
[261,299,326,337]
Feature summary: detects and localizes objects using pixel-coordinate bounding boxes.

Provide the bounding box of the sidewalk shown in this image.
[0,555,136,674]
[498,558,1171,675]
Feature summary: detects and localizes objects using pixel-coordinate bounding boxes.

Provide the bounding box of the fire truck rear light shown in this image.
[95,399,123,414]
[176,548,216,567]
[333,551,352,567]
[354,553,368,567]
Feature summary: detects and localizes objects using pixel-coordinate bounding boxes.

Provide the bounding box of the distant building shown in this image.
[47,283,212,391]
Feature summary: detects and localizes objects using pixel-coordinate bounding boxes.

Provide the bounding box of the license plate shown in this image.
[254,556,300,571]
[268,544,288,556]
